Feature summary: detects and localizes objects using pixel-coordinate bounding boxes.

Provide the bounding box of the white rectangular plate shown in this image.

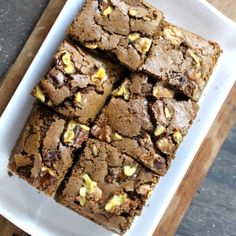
[0,0,236,235]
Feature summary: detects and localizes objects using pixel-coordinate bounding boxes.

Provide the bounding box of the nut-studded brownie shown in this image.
[67,0,163,71]
[32,40,125,125]
[142,22,222,101]
[8,103,90,197]
[91,73,198,174]
[57,139,159,234]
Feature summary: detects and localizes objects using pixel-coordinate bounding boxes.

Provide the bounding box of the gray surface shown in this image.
[0,1,235,236]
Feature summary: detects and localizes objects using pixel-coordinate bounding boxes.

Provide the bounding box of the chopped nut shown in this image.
[79,124,90,131]
[75,92,82,103]
[102,6,112,16]
[163,26,183,46]
[41,166,56,176]
[154,125,166,137]
[164,107,172,120]
[148,190,154,198]
[60,51,75,74]
[157,137,175,154]
[128,33,140,42]
[128,8,137,17]
[188,50,202,69]
[33,86,45,103]
[63,120,77,143]
[91,67,108,84]
[137,184,152,196]
[153,83,175,99]
[47,100,53,107]
[92,145,99,156]
[134,38,152,55]
[85,43,98,49]
[173,131,182,144]
[123,165,137,176]
[79,187,87,197]
[105,194,128,213]
[112,79,130,100]
[112,132,123,141]
[91,125,112,143]
[76,195,86,206]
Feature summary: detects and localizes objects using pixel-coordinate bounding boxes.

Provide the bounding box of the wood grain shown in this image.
[0,0,66,116]
[153,84,236,236]
[0,0,235,236]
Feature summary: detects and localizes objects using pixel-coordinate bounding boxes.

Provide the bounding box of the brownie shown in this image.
[57,139,159,234]
[142,22,222,101]
[67,0,163,71]
[91,73,198,175]
[8,103,90,197]
[32,40,125,125]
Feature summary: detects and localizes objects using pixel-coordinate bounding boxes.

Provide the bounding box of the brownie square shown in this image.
[57,139,159,234]
[142,21,222,101]
[67,0,163,71]
[8,103,89,197]
[32,40,125,125]
[91,73,198,175]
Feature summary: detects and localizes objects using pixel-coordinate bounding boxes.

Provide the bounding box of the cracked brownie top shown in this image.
[57,138,159,234]
[32,40,125,125]
[8,103,90,196]
[67,0,163,71]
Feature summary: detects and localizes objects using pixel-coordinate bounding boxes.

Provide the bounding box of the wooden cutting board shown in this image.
[0,0,235,235]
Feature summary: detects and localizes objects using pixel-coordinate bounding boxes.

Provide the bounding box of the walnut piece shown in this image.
[163,26,184,46]
[134,38,152,55]
[153,83,175,99]
[91,67,108,84]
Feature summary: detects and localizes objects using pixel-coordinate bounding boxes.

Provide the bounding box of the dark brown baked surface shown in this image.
[138,21,221,101]
[32,40,125,125]
[91,73,198,174]
[57,138,159,234]
[8,103,89,197]
[67,0,163,71]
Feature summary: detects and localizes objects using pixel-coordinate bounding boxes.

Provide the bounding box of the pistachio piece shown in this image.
[33,86,45,103]
[92,145,99,156]
[128,33,140,42]
[173,131,182,144]
[80,124,90,131]
[85,43,98,49]
[63,120,77,143]
[153,83,174,99]
[128,8,137,17]
[102,6,112,16]
[76,195,86,206]
[164,107,172,120]
[134,38,152,55]
[61,51,75,74]
[188,50,202,69]
[75,92,82,103]
[112,79,130,100]
[82,174,97,193]
[112,132,123,141]
[123,165,137,176]
[105,194,128,213]
[91,67,108,83]
[163,26,183,46]
[137,184,152,196]
[147,190,154,198]
[154,125,166,137]
[79,187,87,197]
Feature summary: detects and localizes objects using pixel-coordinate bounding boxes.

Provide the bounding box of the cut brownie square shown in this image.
[142,21,222,101]
[8,103,90,197]
[32,40,125,125]
[57,139,159,234]
[67,0,163,71]
[91,73,198,175]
